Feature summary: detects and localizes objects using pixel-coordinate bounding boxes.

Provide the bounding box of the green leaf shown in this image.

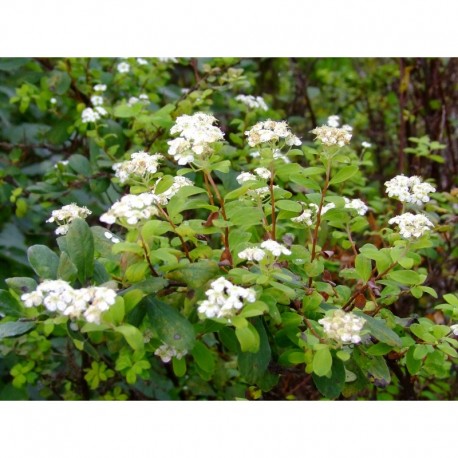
[312,356,345,398]
[141,220,171,244]
[355,254,372,283]
[313,347,332,377]
[388,270,421,285]
[57,252,78,282]
[27,245,59,279]
[413,344,430,360]
[238,318,271,383]
[0,321,36,339]
[113,103,143,118]
[275,200,303,212]
[191,341,216,374]
[437,342,458,358]
[405,346,422,374]
[145,296,195,352]
[68,154,91,176]
[366,342,393,356]
[172,357,187,377]
[176,261,219,289]
[354,311,402,347]
[329,165,358,185]
[235,322,260,353]
[5,277,37,296]
[65,218,95,283]
[116,324,144,351]
[0,290,22,317]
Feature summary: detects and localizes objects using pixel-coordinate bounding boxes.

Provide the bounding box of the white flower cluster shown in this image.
[117,62,130,73]
[100,193,159,226]
[235,94,268,111]
[388,212,434,239]
[311,124,352,147]
[21,280,117,324]
[198,277,256,319]
[112,151,163,184]
[344,198,369,216]
[236,167,271,185]
[154,343,187,363]
[90,95,104,106]
[93,84,107,92]
[327,115,340,128]
[167,112,225,165]
[291,202,335,226]
[238,247,266,262]
[260,240,291,256]
[450,324,458,336]
[81,106,107,123]
[136,58,148,65]
[151,176,194,205]
[319,309,366,344]
[46,203,92,235]
[238,241,291,263]
[245,120,301,148]
[127,94,149,106]
[362,141,372,148]
[384,175,436,206]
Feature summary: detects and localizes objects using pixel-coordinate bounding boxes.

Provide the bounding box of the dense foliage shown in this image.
[0,57,457,400]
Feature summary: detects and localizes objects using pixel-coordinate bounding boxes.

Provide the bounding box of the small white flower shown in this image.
[235,94,268,111]
[254,167,271,180]
[155,343,187,363]
[46,203,92,235]
[50,98,57,104]
[389,212,434,239]
[117,62,130,73]
[450,324,458,336]
[385,175,436,206]
[311,125,352,147]
[22,280,117,324]
[245,120,301,148]
[344,198,369,216]
[291,209,314,226]
[198,277,256,319]
[93,84,107,92]
[137,58,148,65]
[21,290,43,308]
[362,141,372,148]
[236,172,257,184]
[81,107,100,123]
[238,247,266,262]
[319,309,366,345]
[327,115,340,128]
[167,112,224,165]
[113,151,163,184]
[260,240,291,257]
[95,106,107,116]
[90,95,104,106]
[100,193,159,226]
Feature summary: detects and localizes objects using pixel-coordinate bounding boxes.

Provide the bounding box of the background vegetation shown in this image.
[0,57,457,400]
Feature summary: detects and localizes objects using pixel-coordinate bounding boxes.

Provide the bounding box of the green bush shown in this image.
[0,58,457,400]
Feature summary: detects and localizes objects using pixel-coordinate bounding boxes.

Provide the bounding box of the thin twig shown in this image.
[269,165,277,240]
[307,160,332,288]
[157,204,192,261]
[139,235,159,277]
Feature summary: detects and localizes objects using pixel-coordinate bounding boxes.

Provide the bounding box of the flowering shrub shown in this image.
[0,58,457,400]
